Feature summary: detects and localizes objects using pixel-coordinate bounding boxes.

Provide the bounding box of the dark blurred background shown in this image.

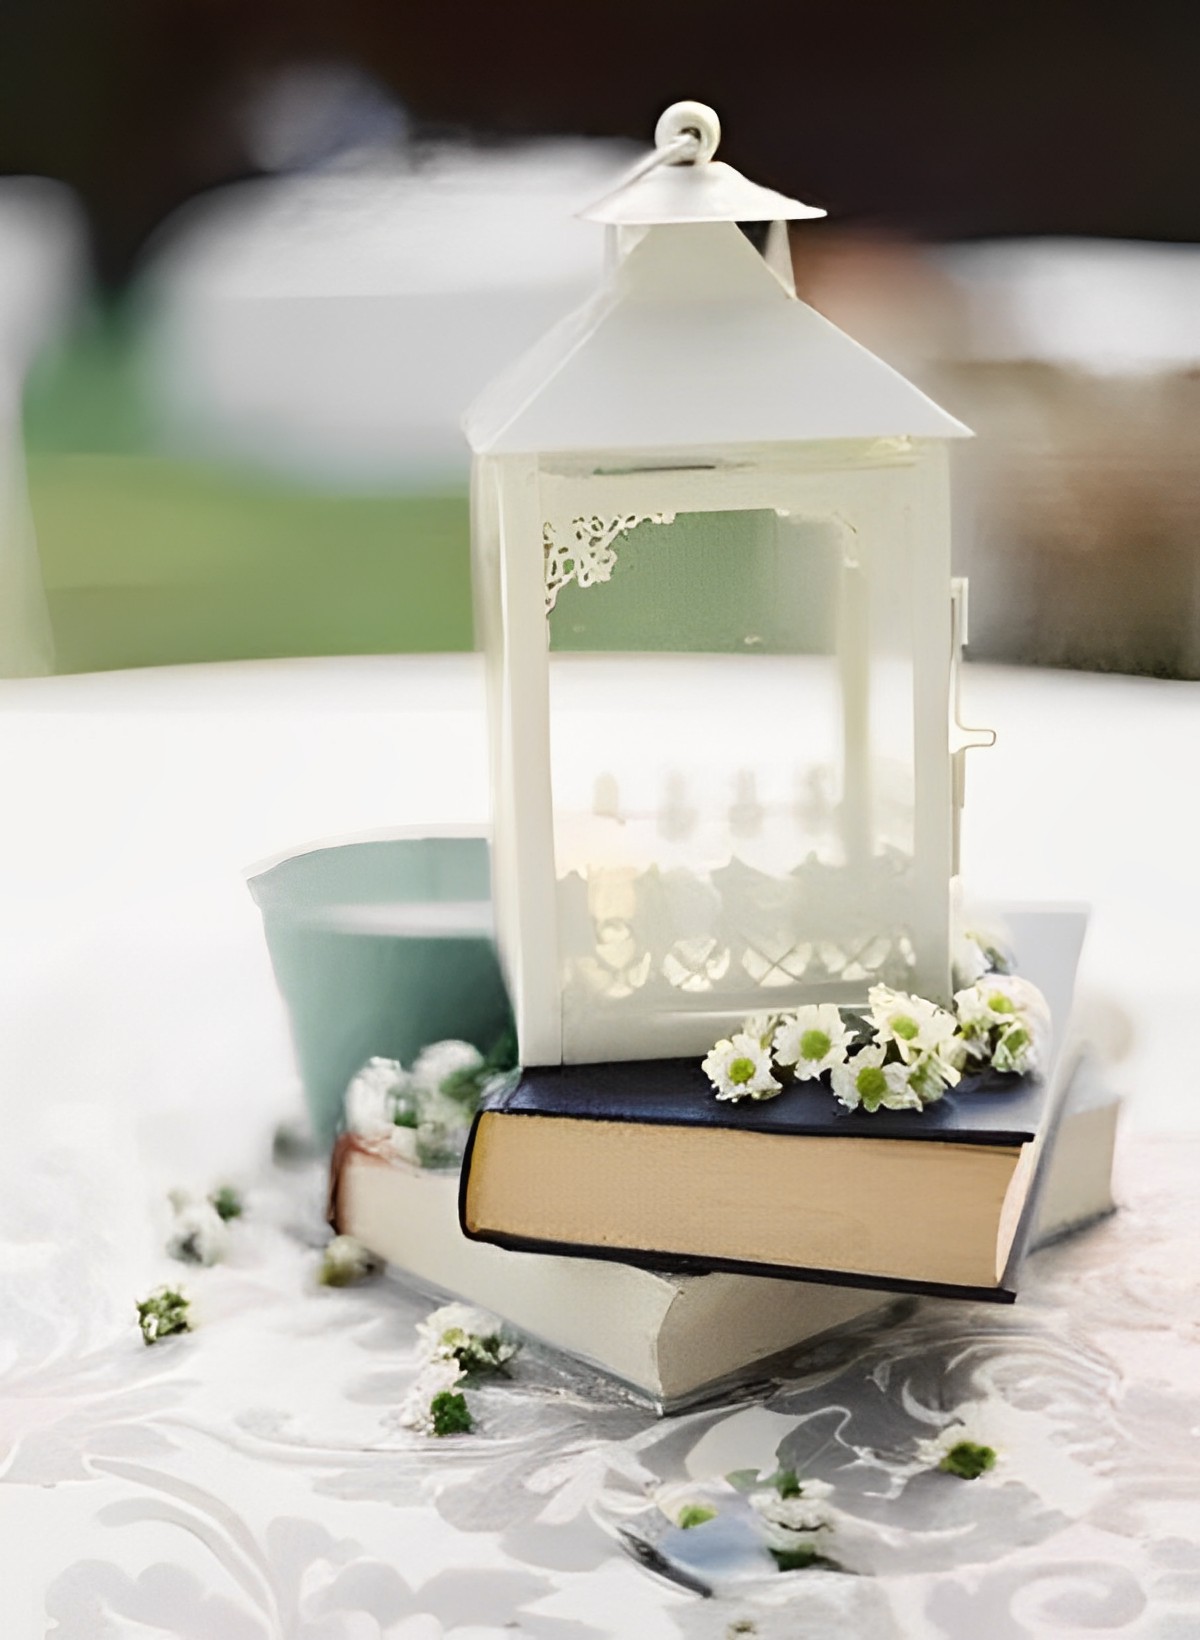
[3,0,1199,676]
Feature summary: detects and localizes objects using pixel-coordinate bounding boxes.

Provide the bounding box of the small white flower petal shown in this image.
[702,1032,781,1102]
[398,1357,466,1431]
[416,1302,500,1353]
[750,1489,836,1536]
[166,1201,229,1266]
[951,932,991,989]
[772,1005,855,1080]
[344,1057,409,1138]
[830,1044,886,1111]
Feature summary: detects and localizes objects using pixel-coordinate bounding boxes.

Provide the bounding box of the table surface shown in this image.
[1,655,1198,1635]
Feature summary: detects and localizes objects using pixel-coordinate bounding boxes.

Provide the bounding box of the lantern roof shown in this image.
[464,103,971,455]
[579,159,826,228]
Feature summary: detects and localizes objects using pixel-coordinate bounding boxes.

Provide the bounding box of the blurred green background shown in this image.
[24,312,473,673]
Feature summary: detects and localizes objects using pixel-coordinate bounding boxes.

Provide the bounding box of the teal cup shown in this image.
[247,830,512,1146]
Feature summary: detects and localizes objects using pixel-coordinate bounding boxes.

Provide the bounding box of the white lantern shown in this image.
[466,102,984,1069]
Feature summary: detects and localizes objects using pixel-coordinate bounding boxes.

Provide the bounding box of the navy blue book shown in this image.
[459,908,1087,1302]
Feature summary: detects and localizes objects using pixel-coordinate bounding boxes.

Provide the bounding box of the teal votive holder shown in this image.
[247,831,512,1146]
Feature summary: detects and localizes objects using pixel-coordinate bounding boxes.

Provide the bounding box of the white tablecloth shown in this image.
[1,656,1198,1635]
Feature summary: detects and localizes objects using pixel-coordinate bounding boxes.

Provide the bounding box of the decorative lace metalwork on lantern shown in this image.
[543,512,675,611]
[558,853,918,1013]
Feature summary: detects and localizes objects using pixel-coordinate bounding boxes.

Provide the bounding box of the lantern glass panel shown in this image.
[544,476,923,1062]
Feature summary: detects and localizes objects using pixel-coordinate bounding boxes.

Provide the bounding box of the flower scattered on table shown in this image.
[209,1185,243,1222]
[937,1439,997,1480]
[429,1389,474,1437]
[650,1468,848,1580]
[343,1032,518,1170]
[136,1286,191,1346]
[747,1471,837,1570]
[723,1466,841,1571]
[400,1357,469,1434]
[915,1407,1004,1480]
[416,1301,517,1376]
[317,1234,381,1288]
[165,1190,229,1267]
[401,1302,521,1436]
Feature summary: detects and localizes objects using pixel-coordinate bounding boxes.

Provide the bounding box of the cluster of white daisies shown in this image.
[344,1040,515,1169]
[701,970,1049,1114]
[398,1302,519,1436]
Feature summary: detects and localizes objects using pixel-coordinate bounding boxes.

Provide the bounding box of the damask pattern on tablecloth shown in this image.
[3,1139,1198,1638]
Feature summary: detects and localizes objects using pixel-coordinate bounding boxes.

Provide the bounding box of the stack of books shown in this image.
[333,908,1118,1406]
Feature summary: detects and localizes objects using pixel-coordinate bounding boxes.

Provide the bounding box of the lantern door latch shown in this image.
[950,577,996,873]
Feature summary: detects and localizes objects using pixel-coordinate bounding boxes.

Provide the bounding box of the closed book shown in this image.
[460,907,1087,1301]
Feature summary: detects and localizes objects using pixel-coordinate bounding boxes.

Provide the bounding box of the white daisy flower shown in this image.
[741,1012,784,1048]
[344,1056,409,1138]
[417,1302,497,1354]
[701,1032,781,1102]
[653,1479,731,1530]
[955,975,1049,1073]
[772,1005,855,1081]
[749,1480,836,1545]
[317,1234,381,1287]
[951,931,991,989]
[1002,975,1051,1031]
[955,974,1046,1029]
[954,984,1007,1034]
[830,1045,922,1113]
[166,1198,229,1266]
[411,1040,485,1094]
[906,1051,954,1107]
[914,1402,1005,1478]
[868,985,962,1078]
[417,1302,516,1371]
[398,1357,466,1431]
[992,1021,1039,1075]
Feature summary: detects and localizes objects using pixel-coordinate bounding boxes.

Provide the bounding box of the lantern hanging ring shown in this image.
[580,101,719,221]
[653,100,721,165]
